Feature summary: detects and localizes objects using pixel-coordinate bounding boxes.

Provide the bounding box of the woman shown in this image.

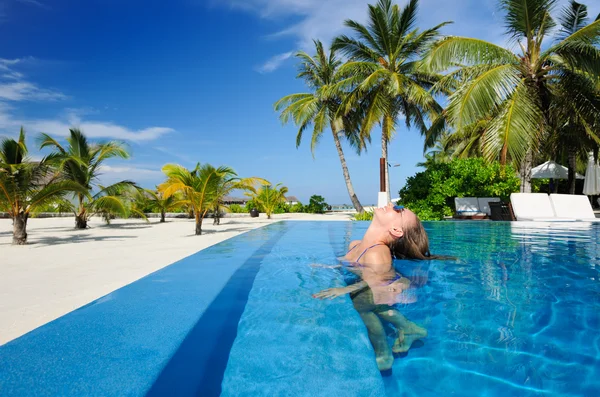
[313,202,432,372]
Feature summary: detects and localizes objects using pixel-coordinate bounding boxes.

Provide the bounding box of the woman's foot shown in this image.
[376,351,394,372]
[392,324,427,354]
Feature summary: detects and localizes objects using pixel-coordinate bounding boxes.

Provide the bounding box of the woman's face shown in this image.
[373,202,418,231]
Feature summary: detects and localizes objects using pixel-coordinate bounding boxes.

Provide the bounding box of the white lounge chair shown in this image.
[510,193,576,222]
[477,197,501,216]
[454,197,487,219]
[549,194,600,222]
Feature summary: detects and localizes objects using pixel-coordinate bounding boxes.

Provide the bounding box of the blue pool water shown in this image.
[1,221,599,396]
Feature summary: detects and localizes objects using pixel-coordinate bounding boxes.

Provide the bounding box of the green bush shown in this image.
[228,204,246,213]
[289,202,305,213]
[353,210,374,221]
[274,202,291,214]
[244,199,263,213]
[399,158,521,220]
[306,195,328,214]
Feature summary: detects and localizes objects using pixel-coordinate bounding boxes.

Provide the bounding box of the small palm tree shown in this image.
[159,163,232,235]
[425,0,600,191]
[143,189,183,223]
[333,0,448,202]
[208,171,263,225]
[39,128,138,228]
[0,128,84,244]
[246,183,288,219]
[275,40,367,213]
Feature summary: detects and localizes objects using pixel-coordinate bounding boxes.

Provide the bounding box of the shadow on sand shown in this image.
[25,234,137,247]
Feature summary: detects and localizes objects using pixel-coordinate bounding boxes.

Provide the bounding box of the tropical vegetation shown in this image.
[0,128,85,244]
[399,158,521,220]
[332,0,447,202]
[39,128,139,229]
[245,183,289,219]
[275,40,367,213]
[423,0,600,192]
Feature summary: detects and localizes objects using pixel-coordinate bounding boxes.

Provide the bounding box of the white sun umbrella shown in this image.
[531,160,584,179]
[583,153,600,196]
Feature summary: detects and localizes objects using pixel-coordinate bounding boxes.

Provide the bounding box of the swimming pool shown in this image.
[1,221,599,396]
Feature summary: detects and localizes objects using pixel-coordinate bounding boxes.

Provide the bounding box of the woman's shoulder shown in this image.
[362,244,393,265]
[349,240,361,250]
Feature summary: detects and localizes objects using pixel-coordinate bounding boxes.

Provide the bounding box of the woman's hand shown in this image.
[312,287,349,299]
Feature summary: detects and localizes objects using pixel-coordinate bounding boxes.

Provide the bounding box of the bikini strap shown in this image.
[356,243,385,263]
[346,243,359,255]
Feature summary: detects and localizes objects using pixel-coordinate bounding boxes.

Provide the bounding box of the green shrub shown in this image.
[244,199,263,213]
[228,204,246,213]
[306,195,328,214]
[353,210,374,221]
[399,158,521,220]
[274,202,291,214]
[289,202,305,213]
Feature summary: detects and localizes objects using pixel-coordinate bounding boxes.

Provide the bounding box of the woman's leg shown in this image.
[359,311,394,371]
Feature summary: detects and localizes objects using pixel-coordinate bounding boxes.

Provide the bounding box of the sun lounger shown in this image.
[549,194,600,222]
[454,197,487,219]
[510,193,576,222]
[477,197,501,216]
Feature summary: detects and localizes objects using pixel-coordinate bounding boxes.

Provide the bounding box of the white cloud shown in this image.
[0,58,66,102]
[256,51,294,73]
[0,105,174,142]
[98,165,163,178]
[0,81,66,101]
[0,59,173,142]
[225,0,600,66]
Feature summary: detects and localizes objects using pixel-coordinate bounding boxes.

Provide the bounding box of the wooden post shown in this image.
[379,158,386,192]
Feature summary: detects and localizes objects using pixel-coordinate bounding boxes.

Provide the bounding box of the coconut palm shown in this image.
[0,128,84,244]
[159,163,233,235]
[246,183,288,219]
[275,40,367,213]
[208,171,263,225]
[38,128,138,228]
[425,0,600,192]
[143,189,183,223]
[332,0,448,202]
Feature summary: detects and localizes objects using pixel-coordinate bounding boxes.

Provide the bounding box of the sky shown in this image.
[1,0,598,204]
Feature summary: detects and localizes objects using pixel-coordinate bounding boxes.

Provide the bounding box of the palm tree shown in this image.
[0,128,84,244]
[159,163,232,235]
[332,0,448,202]
[275,40,367,213]
[208,171,263,225]
[144,190,183,223]
[425,0,600,192]
[246,183,288,219]
[39,128,138,228]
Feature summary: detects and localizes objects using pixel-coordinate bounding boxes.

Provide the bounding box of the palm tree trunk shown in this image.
[382,117,391,203]
[330,122,364,213]
[12,212,28,245]
[75,196,87,229]
[213,205,220,225]
[520,149,533,193]
[75,212,87,229]
[195,212,203,235]
[160,210,166,223]
[567,149,577,194]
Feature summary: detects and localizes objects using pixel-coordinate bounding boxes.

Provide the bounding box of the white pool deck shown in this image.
[0,213,353,345]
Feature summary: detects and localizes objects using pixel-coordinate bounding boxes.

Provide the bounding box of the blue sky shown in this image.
[1,0,598,204]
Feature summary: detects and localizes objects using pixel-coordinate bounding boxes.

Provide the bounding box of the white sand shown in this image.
[0,213,353,345]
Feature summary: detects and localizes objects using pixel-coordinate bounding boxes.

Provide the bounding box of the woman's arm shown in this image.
[312,281,368,299]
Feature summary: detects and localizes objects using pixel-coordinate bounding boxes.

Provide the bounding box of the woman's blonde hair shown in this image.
[389,217,432,260]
